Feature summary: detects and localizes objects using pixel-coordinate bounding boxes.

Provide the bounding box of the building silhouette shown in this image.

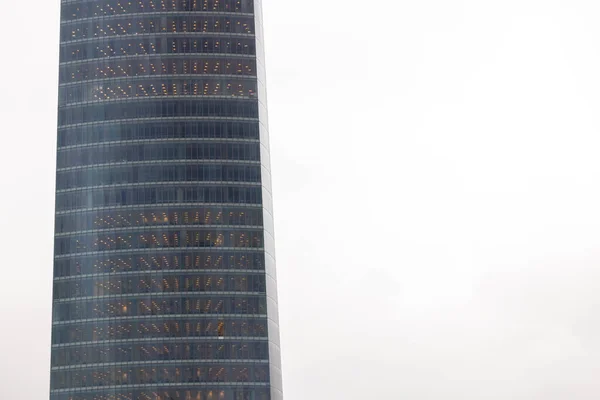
[50,1,282,400]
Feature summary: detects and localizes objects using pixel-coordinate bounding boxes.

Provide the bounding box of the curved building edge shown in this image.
[253,1,283,399]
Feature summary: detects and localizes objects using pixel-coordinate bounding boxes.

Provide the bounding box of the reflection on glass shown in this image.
[61,37,255,61]
[54,252,264,277]
[52,318,268,344]
[61,78,257,105]
[58,121,259,146]
[56,164,261,189]
[56,207,263,232]
[51,341,269,366]
[52,0,280,399]
[62,0,256,20]
[53,273,265,299]
[61,15,255,41]
[60,58,256,82]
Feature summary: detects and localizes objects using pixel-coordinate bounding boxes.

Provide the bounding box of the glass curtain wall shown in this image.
[51,1,282,400]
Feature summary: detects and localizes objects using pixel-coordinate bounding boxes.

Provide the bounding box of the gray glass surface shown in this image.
[51,1,282,399]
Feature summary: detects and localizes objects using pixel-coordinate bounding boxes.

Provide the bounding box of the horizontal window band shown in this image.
[57,175,261,191]
[51,338,270,352]
[57,118,260,131]
[61,42,256,62]
[60,0,254,8]
[58,116,259,129]
[60,1,253,14]
[54,314,267,325]
[53,313,268,325]
[51,336,268,348]
[54,280,266,295]
[59,74,257,87]
[59,96,257,110]
[57,159,261,172]
[57,160,260,172]
[54,291,266,303]
[56,202,262,215]
[51,382,269,393]
[54,203,263,214]
[54,229,264,255]
[61,64,257,85]
[62,95,257,108]
[52,358,269,371]
[61,31,255,46]
[54,269,263,281]
[56,180,261,193]
[60,53,256,67]
[58,138,260,151]
[55,224,264,237]
[61,11,254,22]
[54,247,265,259]
[58,130,260,149]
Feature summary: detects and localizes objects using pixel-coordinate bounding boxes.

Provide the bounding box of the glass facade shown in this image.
[51,1,282,400]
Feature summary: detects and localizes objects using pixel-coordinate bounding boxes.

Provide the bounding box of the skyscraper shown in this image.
[51,1,282,400]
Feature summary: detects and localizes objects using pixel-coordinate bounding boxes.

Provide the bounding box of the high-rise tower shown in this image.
[51,1,282,400]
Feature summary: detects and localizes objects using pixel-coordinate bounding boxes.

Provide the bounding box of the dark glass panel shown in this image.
[59,57,256,82]
[54,228,263,255]
[55,185,262,211]
[60,37,255,62]
[53,295,266,321]
[58,121,259,147]
[60,77,257,105]
[61,0,255,21]
[55,206,263,232]
[58,142,260,168]
[56,164,261,189]
[53,0,280,397]
[51,340,269,366]
[53,251,265,277]
[61,15,255,41]
[52,317,268,344]
[53,273,266,299]
[51,387,270,400]
[58,99,258,125]
[51,364,269,388]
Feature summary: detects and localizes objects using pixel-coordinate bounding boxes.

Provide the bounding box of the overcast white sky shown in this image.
[1,0,600,398]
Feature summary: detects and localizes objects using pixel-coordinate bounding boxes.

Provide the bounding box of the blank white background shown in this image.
[1,0,600,398]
